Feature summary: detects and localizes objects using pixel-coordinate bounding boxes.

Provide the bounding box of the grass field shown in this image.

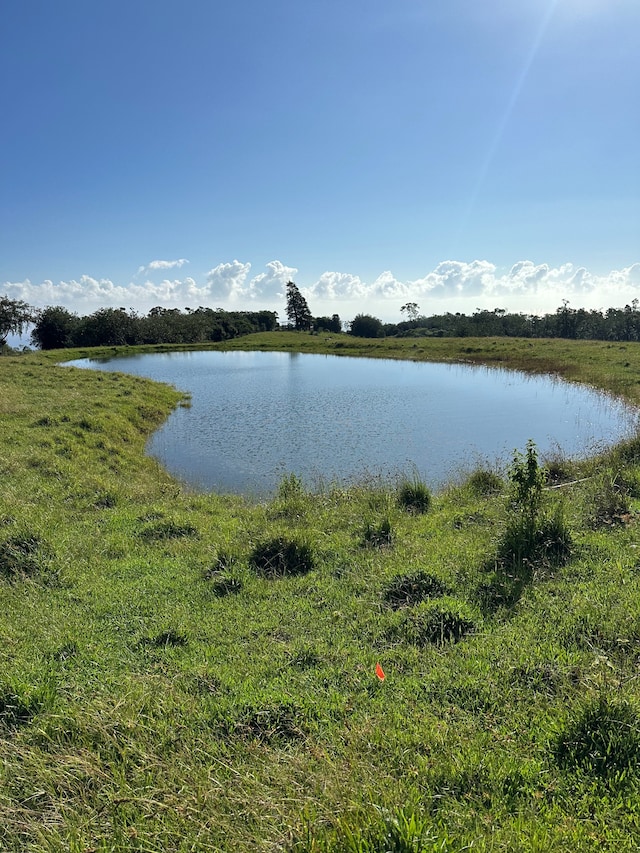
[2,333,640,851]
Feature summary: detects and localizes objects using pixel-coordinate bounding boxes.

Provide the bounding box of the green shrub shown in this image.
[397,478,431,514]
[249,537,315,578]
[498,442,572,570]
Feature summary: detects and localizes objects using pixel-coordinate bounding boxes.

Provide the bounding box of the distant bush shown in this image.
[249,537,315,578]
[349,314,385,338]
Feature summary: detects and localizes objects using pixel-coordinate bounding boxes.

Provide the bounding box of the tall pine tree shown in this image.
[285,280,313,330]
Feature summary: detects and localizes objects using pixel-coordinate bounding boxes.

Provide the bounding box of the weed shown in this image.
[272,473,308,520]
[383,571,448,609]
[92,489,118,508]
[296,806,440,853]
[249,537,315,578]
[499,504,573,571]
[289,646,321,669]
[542,454,574,486]
[205,547,239,575]
[508,439,544,524]
[509,662,563,696]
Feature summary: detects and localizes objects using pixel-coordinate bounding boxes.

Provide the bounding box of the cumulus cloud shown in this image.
[136,258,189,276]
[206,260,252,299]
[246,260,299,301]
[204,259,299,302]
[3,259,640,322]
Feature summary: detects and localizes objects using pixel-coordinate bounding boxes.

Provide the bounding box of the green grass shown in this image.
[1,337,640,851]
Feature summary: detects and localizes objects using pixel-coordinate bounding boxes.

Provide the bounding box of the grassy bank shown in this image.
[2,335,640,851]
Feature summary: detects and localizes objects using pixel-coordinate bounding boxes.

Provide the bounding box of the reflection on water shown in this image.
[66,350,638,496]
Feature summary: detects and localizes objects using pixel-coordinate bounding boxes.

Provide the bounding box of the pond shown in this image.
[66,349,638,496]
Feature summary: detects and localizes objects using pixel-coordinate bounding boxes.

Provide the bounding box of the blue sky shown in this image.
[2,0,638,323]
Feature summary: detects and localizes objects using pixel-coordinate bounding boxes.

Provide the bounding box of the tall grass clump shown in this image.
[553,697,640,780]
[296,807,441,852]
[383,571,448,609]
[467,467,502,496]
[271,473,309,520]
[583,467,634,527]
[249,536,315,578]
[0,533,43,579]
[361,516,394,549]
[397,477,431,514]
[394,599,478,647]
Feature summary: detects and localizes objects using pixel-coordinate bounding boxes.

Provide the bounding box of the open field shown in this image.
[2,334,640,851]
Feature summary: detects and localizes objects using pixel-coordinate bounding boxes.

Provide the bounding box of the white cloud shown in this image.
[206,260,252,299]
[247,260,299,301]
[3,259,640,323]
[136,258,189,276]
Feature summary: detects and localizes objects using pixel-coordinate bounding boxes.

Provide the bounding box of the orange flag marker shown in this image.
[375,662,386,681]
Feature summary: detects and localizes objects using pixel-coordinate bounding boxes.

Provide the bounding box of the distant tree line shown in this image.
[5,288,640,351]
[380,302,640,341]
[30,305,278,349]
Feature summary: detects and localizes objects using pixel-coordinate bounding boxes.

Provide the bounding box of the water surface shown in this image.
[66,350,638,495]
